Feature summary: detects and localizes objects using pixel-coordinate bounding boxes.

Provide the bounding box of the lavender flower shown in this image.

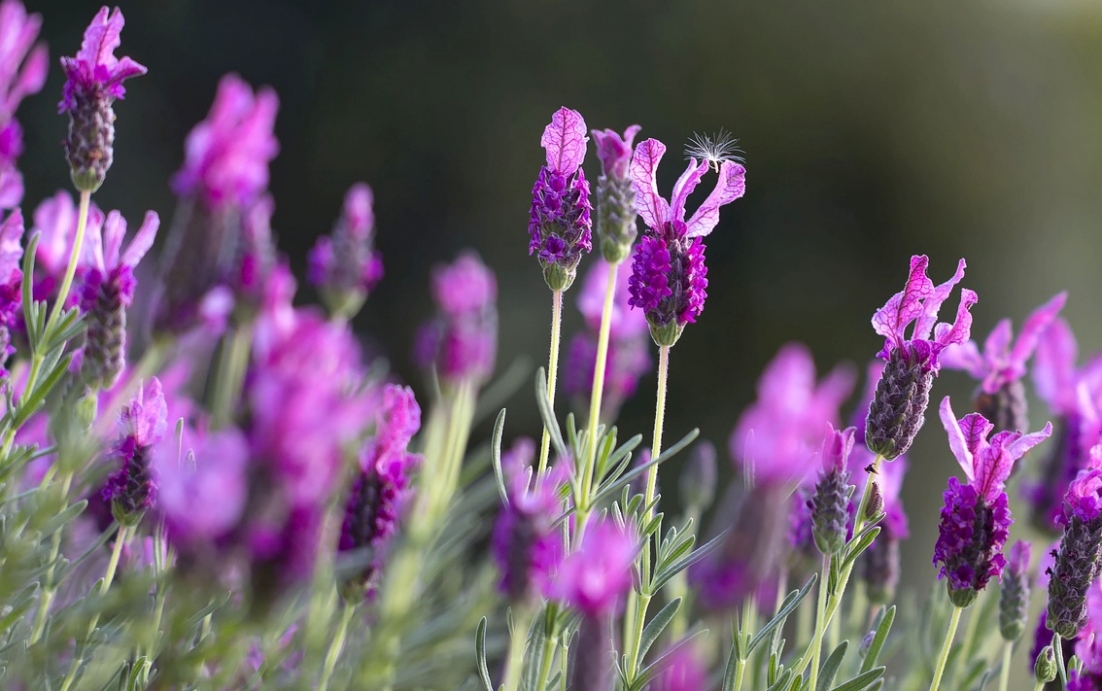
[866,255,977,460]
[548,517,637,615]
[0,0,46,209]
[627,138,746,346]
[1028,317,1102,533]
[339,385,421,598]
[810,426,856,556]
[102,378,167,525]
[591,124,641,262]
[528,107,592,291]
[491,438,564,603]
[652,645,708,691]
[308,182,384,319]
[943,292,1066,434]
[414,252,498,386]
[59,7,146,192]
[0,208,22,372]
[79,209,159,389]
[934,397,1051,607]
[1048,444,1102,639]
[999,540,1032,641]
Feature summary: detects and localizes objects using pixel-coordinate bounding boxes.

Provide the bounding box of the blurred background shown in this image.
[22,0,1102,682]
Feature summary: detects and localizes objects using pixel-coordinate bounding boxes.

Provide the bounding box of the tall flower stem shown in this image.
[48,188,91,331]
[997,641,1012,691]
[809,554,832,691]
[210,321,254,429]
[1053,633,1068,688]
[532,604,559,691]
[501,606,534,691]
[929,605,963,691]
[318,602,356,691]
[579,261,620,521]
[645,345,670,515]
[538,290,563,474]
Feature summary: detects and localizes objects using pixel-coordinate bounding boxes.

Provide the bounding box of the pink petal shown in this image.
[871,255,934,345]
[75,7,112,68]
[0,207,23,278]
[84,208,106,272]
[939,397,974,479]
[120,211,160,268]
[939,341,985,379]
[629,138,671,231]
[540,107,588,176]
[101,210,125,271]
[982,320,1013,365]
[913,258,966,341]
[1032,317,1077,410]
[1003,422,1053,462]
[685,161,747,238]
[668,158,708,224]
[1008,292,1067,372]
[933,288,978,348]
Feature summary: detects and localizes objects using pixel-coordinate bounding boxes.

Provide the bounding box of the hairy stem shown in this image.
[537,289,563,474]
[929,605,963,691]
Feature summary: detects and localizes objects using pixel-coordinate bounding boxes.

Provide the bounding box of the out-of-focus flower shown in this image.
[102,378,167,525]
[866,255,977,460]
[60,6,146,192]
[548,517,637,616]
[308,182,384,319]
[627,137,745,347]
[0,0,46,209]
[999,540,1032,642]
[1048,444,1102,639]
[591,124,641,262]
[0,208,22,372]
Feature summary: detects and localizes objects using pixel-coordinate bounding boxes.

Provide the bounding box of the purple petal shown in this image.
[1008,291,1067,373]
[120,211,159,268]
[933,288,978,348]
[685,161,747,238]
[872,255,934,346]
[939,341,985,379]
[1002,422,1053,462]
[591,125,640,179]
[913,258,966,341]
[101,210,125,270]
[75,6,113,68]
[939,397,975,479]
[630,138,671,231]
[540,107,587,175]
[982,320,1013,367]
[0,207,22,280]
[1032,317,1078,410]
[668,158,708,224]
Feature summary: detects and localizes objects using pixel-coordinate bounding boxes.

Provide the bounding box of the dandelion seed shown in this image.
[685,129,744,171]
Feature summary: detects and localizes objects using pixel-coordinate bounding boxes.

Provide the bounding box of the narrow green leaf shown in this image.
[749,574,818,654]
[39,499,88,535]
[475,617,493,691]
[817,641,848,691]
[841,527,881,572]
[859,606,895,673]
[829,666,884,691]
[638,598,681,661]
[490,409,509,506]
[534,368,566,457]
[766,669,793,691]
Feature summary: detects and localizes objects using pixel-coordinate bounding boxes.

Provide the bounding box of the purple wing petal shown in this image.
[871,256,934,345]
[913,258,966,341]
[1032,317,1078,411]
[1008,292,1067,372]
[629,138,670,231]
[685,161,747,238]
[1003,422,1053,463]
[939,397,974,478]
[933,288,978,348]
[541,107,588,175]
[939,341,985,379]
[982,320,1013,365]
[75,6,111,68]
[121,211,160,268]
[102,210,125,271]
[669,158,708,225]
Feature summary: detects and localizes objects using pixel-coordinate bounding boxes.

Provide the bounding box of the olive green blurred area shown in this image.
[24,0,1102,674]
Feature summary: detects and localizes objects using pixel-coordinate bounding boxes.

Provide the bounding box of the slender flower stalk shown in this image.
[929,605,964,691]
[581,260,618,499]
[538,289,562,474]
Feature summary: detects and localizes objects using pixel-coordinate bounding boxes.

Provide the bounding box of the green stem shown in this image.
[318,602,356,691]
[210,322,254,429]
[48,189,91,331]
[1054,633,1068,689]
[929,605,963,691]
[644,345,670,517]
[501,606,534,691]
[1033,684,1046,691]
[809,554,831,691]
[533,623,557,691]
[537,289,563,475]
[580,261,619,500]
[997,641,1012,691]
[28,471,78,645]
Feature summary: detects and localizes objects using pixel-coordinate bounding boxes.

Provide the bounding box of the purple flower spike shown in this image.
[414,252,498,386]
[934,397,1051,607]
[529,107,593,291]
[0,208,23,371]
[60,7,146,192]
[308,183,384,319]
[943,292,1066,434]
[1000,540,1032,641]
[339,385,422,599]
[1048,445,1102,639]
[592,125,641,180]
[103,377,168,526]
[547,517,638,616]
[810,425,856,555]
[79,209,160,390]
[591,124,642,262]
[172,73,279,210]
[627,138,746,346]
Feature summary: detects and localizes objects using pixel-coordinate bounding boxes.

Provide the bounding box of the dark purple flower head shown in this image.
[592,125,640,180]
[872,255,977,374]
[528,107,593,291]
[59,7,145,112]
[491,438,565,603]
[943,292,1066,395]
[730,343,855,488]
[59,7,146,192]
[627,138,745,345]
[414,252,498,385]
[308,182,384,319]
[934,398,1050,607]
[339,385,421,598]
[1049,451,1102,639]
[849,361,910,539]
[172,73,279,210]
[547,517,638,616]
[103,378,167,525]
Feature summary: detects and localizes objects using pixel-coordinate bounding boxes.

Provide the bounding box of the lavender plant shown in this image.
[0,5,1098,691]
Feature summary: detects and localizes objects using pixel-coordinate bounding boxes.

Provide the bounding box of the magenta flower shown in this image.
[1048,444,1102,639]
[172,73,279,209]
[934,397,1051,606]
[943,292,1066,433]
[576,256,649,340]
[627,137,745,346]
[339,385,422,597]
[591,124,641,262]
[1027,317,1102,532]
[528,107,593,291]
[491,438,565,603]
[60,7,146,191]
[548,518,638,616]
[308,182,384,318]
[414,252,498,385]
[0,208,23,369]
[652,644,708,691]
[103,377,168,525]
[228,194,278,315]
[79,209,159,389]
[866,256,977,460]
[0,0,47,209]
